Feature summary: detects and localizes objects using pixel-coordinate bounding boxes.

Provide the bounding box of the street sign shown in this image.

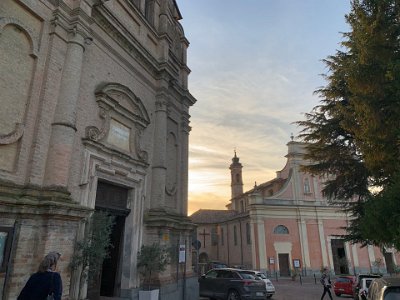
[179,244,186,263]
[192,239,201,250]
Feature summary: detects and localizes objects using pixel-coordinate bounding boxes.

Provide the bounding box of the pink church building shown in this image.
[191,141,400,277]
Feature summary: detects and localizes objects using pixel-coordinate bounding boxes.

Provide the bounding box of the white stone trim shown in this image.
[352,244,359,269]
[298,219,310,269]
[327,236,334,271]
[274,242,293,272]
[318,220,328,267]
[345,242,353,272]
[257,220,267,270]
[250,221,257,269]
[368,245,376,267]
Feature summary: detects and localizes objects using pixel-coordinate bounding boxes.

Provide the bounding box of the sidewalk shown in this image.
[199,276,340,300]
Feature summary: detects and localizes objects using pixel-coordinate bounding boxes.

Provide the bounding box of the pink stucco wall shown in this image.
[306,220,322,270]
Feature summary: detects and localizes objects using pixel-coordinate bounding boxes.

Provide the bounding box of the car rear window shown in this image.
[384,287,400,300]
[238,272,257,280]
[336,278,351,283]
[257,273,267,279]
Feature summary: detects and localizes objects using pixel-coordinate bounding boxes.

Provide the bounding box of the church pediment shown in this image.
[85,83,149,162]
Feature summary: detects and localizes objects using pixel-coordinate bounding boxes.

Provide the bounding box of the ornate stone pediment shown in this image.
[85,83,150,162]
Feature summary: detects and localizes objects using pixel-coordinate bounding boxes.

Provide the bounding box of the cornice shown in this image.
[144,208,196,231]
[92,5,189,90]
[82,139,149,169]
[92,6,159,77]
[0,181,92,219]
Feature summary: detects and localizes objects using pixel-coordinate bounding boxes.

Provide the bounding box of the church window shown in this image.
[211,227,218,246]
[273,225,289,234]
[145,0,155,25]
[268,189,273,196]
[240,200,244,212]
[233,225,237,246]
[304,178,311,194]
[235,173,240,183]
[0,226,13,272]
[221,228,224,245]
[246,223,251,245]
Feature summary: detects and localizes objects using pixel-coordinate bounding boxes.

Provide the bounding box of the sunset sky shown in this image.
[177,1,352,215]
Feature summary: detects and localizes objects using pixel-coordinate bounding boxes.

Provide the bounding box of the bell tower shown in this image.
[230,151,243,199]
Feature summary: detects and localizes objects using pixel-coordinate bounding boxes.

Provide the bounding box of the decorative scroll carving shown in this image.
[85,108,110,141]
[165,184,176,196]
[134,128,148,162]
[85,83,150,163]
[0,123,24,145]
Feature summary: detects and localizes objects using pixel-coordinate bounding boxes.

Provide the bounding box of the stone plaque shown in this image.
[107,119,130,151]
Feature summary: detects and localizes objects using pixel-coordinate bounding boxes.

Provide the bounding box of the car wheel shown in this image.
[335,293,341,297]
[267,295,273,299]
[227,290,241,300]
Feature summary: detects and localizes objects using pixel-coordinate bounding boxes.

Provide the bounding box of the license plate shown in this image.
[256,292,264,296]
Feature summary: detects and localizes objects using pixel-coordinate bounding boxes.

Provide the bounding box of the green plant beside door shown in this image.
[69,211,115,299]
[137,243,170,290]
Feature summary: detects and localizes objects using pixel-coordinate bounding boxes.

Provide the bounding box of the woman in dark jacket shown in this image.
[18,251,62,300]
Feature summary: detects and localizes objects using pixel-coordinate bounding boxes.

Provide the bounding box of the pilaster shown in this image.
[179,112,190,215]
[298,219,310,271]
[327,237,334,271]
[150,95,168,208]
[345,242,353,274]
[44,6,92,187]
[318,220,328,267]
[256,219,267,271]
[367,245,376,269]
[352,244,360,272]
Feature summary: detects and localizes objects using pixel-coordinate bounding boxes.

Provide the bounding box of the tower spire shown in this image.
[230,150,243,199]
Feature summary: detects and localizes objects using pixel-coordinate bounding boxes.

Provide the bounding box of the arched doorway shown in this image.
[198,252,209,275]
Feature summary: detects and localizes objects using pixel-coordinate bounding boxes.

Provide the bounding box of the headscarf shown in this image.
[38,251,61,272]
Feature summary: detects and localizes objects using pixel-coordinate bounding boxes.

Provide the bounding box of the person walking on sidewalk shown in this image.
[320,267,333,300]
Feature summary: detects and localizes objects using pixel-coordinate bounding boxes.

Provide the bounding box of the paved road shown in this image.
[200,277,354,300]
[269,277,352,300]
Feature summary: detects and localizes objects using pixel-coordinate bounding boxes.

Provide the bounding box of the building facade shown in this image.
[0,0,197,299]
[191,141,400,277]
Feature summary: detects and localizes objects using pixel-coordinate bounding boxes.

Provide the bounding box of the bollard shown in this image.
[300,274,302,285]
[275,271,278,281]
[314,273,316,284]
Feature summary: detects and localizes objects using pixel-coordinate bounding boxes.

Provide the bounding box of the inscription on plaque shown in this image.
[107,119,130,151]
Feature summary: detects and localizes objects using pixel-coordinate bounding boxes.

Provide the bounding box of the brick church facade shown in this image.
[0,0,197,299]
[191,141,400,277]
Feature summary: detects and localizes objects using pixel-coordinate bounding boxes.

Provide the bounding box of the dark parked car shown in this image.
[199,268,267,300]
[354,274,382,299]
[367,277,400,300]
[334,275,356,297]
[240,270,275,298]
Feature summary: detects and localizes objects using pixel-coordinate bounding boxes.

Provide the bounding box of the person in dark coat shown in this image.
[17,251,62,300]
[320,267,333,300]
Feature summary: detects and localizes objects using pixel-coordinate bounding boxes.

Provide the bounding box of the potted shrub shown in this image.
[137,243,170,300]
[291,268,299,281]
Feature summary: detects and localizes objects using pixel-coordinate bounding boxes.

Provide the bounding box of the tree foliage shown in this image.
[137,243,170,290]
[70,211,115,285]
[297,0,400,249]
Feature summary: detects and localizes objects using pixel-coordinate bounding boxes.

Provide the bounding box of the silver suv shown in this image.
[199,268,267,300]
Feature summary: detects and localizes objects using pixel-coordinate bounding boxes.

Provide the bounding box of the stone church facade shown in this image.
[191,141,400,277]
[0,0,197,299]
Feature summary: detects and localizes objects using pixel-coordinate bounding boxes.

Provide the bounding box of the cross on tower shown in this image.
[198,228,210,248]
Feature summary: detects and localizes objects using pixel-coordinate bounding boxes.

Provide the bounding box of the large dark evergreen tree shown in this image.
[297,0,400,249]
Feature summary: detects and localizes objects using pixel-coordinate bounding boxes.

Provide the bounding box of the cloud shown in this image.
[180,0,351,215]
